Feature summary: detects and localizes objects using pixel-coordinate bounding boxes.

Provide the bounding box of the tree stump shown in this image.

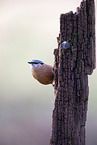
[50,0,95,145]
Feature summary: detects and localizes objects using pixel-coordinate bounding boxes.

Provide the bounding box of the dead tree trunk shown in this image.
[50,0,95,145]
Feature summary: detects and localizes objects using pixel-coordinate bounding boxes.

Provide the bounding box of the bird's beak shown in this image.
[28,62,32,64]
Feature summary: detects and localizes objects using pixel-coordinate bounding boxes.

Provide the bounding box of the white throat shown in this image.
[30,63,41,70]
[33,63,41,67]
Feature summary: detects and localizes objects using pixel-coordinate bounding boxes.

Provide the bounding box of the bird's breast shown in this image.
[31,64,54,85]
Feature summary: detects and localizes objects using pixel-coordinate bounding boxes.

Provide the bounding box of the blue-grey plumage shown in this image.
[61,41,70,49]
[28,60,54,85]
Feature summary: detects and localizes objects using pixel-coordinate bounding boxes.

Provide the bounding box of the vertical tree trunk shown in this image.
[50,0,95,145]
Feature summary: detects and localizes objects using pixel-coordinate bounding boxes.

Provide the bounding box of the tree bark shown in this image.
[50,0,95,145]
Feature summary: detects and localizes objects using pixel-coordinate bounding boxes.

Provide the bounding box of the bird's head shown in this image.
[28,59,44,68]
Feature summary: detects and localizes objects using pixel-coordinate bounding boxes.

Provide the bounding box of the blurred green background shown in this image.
[0,0,96,145]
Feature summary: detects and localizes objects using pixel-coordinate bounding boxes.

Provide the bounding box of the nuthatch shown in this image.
[28,60,54,85]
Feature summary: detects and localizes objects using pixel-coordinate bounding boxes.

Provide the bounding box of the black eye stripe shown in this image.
[32,62,44,65]
[32,62,38,64]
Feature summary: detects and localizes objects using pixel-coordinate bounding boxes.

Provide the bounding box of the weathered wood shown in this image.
[50,0,95,145]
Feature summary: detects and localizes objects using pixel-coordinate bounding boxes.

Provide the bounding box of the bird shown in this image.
[28,60,54,85]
